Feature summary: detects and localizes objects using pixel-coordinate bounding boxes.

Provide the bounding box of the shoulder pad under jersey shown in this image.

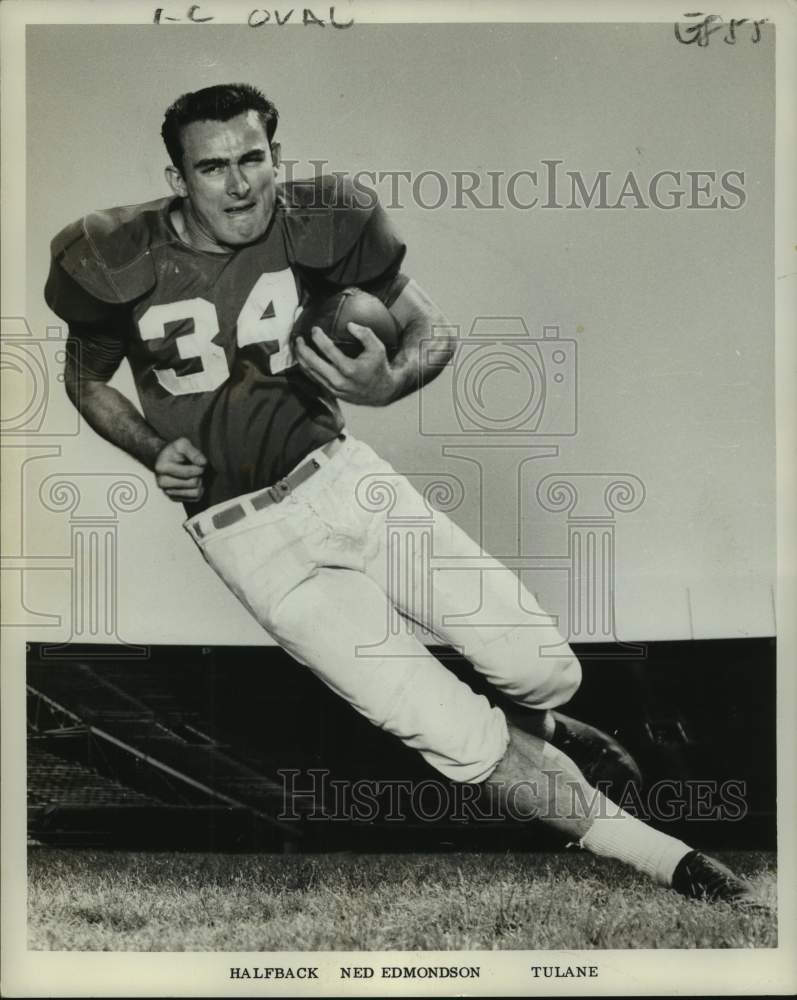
[49,198,171,305]
[279,174,378,270]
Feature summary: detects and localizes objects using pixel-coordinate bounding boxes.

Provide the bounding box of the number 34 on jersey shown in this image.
[137,269,299,396]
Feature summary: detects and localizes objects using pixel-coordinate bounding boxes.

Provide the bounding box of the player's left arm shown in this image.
[387,278,457,400]
[294,278,456,406]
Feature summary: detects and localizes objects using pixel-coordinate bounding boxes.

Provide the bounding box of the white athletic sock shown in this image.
[579,792,692,885]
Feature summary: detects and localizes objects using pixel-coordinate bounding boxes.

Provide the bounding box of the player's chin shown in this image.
[219,226,265,247]
[218,210,270,244]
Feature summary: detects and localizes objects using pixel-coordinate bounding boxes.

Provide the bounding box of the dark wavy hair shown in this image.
[161,83,279,169]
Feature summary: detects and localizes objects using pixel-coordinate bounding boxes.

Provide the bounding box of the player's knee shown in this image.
[467,624,583,708]
[507,647,581,709]
[552,651,582,703]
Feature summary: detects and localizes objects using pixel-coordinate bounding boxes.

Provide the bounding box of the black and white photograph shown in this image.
[1,0,795,996]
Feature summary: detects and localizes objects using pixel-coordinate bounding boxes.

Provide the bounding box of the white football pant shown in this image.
[184,435,580,782]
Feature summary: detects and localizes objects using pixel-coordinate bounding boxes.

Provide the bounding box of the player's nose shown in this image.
[226,167,250,198]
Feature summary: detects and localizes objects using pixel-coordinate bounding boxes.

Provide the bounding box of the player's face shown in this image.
[168,111,279,251]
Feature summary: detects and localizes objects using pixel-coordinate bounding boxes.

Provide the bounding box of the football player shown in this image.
[46,83,765,909]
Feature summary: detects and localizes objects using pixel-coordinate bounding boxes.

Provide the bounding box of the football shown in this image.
[291,287,401,360]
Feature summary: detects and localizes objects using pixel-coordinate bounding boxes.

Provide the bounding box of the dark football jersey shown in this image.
[45,176,408,513]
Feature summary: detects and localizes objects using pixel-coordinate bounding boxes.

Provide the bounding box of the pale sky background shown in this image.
[19,21,775,643]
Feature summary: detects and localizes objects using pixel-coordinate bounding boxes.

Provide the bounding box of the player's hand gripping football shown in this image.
[154,437,208,502]
[294,324,399,406]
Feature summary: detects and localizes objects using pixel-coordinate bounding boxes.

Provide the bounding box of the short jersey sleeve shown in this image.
[66,325,129,383]
[320,197,407,292]
[45,256,126,327]
[46,256,132,384]
[45,226,133,386]
[45,201,162,324]
[282,174,409,306]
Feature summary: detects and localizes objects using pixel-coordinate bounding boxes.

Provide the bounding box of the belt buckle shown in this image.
[268,479,291,503]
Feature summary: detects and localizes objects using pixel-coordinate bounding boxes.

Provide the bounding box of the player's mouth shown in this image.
[224,202,257,216]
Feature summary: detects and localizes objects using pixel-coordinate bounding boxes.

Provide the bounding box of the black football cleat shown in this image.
[549,711,643,798]
[671,850,772,911]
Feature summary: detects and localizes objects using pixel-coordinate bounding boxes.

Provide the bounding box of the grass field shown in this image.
[28,848,776,951]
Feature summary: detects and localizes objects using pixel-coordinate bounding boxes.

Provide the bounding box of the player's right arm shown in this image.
[64,328,207,502]
[47,210,207,503]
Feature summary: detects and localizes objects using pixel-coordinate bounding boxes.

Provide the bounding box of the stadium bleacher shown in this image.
[26,639,776,851]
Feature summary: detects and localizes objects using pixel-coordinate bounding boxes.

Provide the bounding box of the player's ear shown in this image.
[165,164,188,198]
[271,142,281,171]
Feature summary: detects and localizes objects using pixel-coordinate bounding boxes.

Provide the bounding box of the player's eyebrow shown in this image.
[192,148,267,170]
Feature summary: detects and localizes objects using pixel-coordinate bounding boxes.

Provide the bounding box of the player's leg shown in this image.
[355,471,765,906]
[233,556,703,902]
[251,559,731,906]
[262,565,511,783]
[361,470,638,787]
[486,723,767,908]
[487,723,688,878]
[270,553,764,909]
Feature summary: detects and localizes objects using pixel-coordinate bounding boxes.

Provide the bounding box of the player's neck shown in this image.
[170,204,233,255]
